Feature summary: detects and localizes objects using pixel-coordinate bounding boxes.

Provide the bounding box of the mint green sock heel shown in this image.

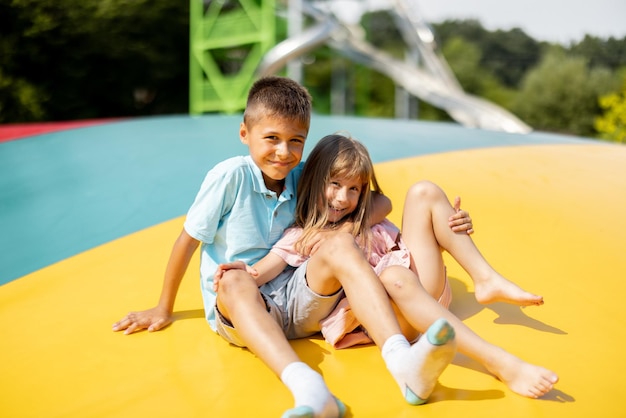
[281,397,346,418]
[404,386,427,405]
[281,406,314,418]
[335,397,347,417]
[426,318,455,346]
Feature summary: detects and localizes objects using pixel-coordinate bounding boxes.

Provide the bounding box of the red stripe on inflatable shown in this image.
[0,119,120,143]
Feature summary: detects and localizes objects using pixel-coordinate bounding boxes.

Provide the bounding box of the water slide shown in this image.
[257,0,532,133]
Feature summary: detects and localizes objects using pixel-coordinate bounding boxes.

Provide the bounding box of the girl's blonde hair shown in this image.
[295,133,383,252]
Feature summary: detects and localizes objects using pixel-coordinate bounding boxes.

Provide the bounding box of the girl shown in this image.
[217,133,558,400]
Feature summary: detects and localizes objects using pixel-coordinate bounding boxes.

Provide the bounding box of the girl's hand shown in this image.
[213,261,258,291]
[449,196,474,235]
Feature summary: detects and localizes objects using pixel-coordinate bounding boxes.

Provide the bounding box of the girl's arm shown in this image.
[215,252,289,289]
[252,252,290,286]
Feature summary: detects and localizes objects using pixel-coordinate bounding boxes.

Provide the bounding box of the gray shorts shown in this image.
[214,260,344,347]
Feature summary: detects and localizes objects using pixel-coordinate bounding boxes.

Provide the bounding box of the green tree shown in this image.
[0,0,189,122]
[0,69,47,122]
[0,2,46,121]
[442,36,516,109]
[434,19,542,88]
[570,35,626,71]
[363,10,404,58]
[512,48,619,136]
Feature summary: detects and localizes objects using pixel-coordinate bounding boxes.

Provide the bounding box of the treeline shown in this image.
[1,1,625,142]
[0,0,189,122]
[308,14,626,141]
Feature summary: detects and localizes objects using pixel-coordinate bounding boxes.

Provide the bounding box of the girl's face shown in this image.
[324,175,363,223]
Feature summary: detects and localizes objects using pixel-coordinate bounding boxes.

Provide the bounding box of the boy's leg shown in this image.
[305,233,456,404]
[217,269,344,418]
[401,180,543,306]
[379,265,558,398]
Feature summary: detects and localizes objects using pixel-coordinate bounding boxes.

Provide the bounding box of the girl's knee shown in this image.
[406,180,447,204]
[378,265,412,289]
[407,180,441,198]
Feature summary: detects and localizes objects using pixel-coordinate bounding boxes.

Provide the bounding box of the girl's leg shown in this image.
[379,265,558,398]
[401,180,543,306]
[305,232,402,346]
[217,269,343,418]
[306,232,456,404]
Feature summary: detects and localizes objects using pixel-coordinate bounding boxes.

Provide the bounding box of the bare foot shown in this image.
[486,350,559,398]
[473,272,544,306]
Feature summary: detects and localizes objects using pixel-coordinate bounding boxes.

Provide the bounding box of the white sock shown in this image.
[382,319,457,405]
[280,362,342,418]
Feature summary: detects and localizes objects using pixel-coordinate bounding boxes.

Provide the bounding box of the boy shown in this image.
[113,77,460,417]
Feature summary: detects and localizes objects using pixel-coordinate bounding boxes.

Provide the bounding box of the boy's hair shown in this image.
[295,133,383,252]
[244,76,312,129]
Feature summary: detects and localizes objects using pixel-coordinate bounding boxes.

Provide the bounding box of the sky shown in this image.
[414,0,626,44]
[331,0,626,44]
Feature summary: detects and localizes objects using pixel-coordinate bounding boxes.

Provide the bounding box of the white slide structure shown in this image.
[257,0,531,134]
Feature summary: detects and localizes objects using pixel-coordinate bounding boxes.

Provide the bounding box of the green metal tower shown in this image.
[189,0,276,114]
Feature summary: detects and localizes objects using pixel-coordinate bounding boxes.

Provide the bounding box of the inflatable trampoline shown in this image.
[1,115,625,417]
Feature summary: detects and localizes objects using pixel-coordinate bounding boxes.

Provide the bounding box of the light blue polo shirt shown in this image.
[184,155,303,329]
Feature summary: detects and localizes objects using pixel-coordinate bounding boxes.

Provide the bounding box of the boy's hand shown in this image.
[300,225,352,256]
[299,230,324,256]
[214,261,257,291]
[112,306,172,335]
[449,196,474,235]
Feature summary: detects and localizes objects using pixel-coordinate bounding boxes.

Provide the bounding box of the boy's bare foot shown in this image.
[486,348,559,398]
[473,273,544,306]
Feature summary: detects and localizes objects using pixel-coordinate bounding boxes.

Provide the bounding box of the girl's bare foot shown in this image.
[486,349,559,398]
[473,273,544,306]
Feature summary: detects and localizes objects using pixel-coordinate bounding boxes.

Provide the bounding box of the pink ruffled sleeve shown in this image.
[270,227,308,267]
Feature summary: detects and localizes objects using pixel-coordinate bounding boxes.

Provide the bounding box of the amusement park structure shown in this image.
[189,0,531,133]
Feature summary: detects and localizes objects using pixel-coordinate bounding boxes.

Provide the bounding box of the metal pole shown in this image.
[287,0,303,82]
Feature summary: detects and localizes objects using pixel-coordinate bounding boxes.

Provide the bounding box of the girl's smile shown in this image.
[325,176,363,223]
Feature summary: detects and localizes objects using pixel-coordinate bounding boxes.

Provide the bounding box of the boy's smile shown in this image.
[240,115,307,194]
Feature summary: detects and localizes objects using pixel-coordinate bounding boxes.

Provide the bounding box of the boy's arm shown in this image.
[370,191,474,234]
[370,192,474,234]
[112,229,199,335]
[448,196,474,235]
[370,191,392,225]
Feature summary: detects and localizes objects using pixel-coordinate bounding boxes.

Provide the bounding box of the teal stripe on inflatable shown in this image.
[0,115,591,284]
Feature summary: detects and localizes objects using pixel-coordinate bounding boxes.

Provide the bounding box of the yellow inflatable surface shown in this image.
[2,140,626,417]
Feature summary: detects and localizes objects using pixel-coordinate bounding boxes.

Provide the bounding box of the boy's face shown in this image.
[240,115,308,191]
